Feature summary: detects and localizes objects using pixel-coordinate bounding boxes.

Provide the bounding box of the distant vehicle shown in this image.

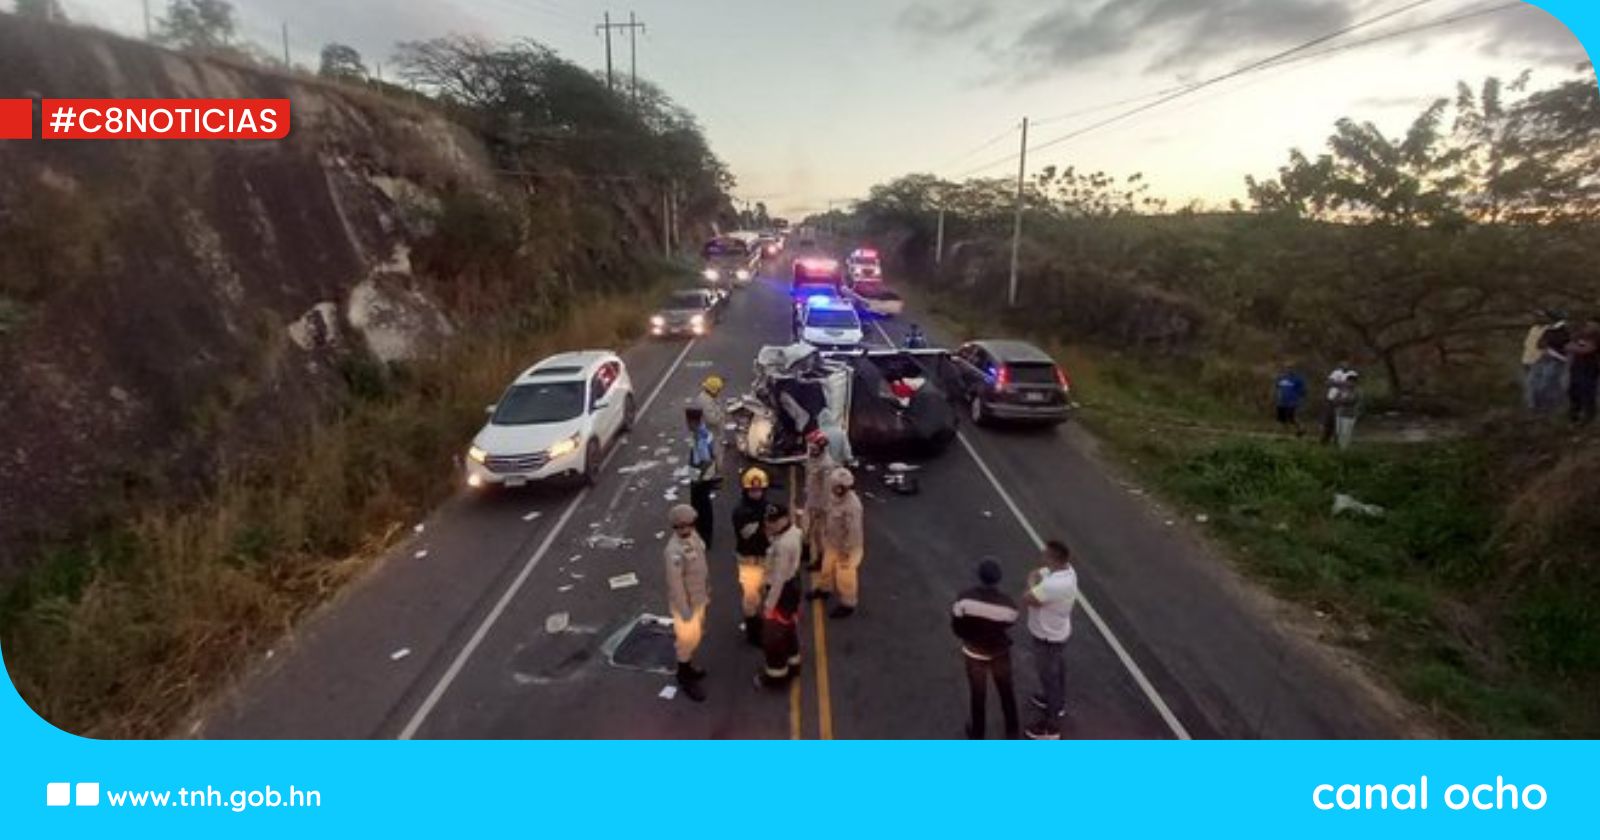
[465,351,635,489]
[756,232,783,259]
[772,217,791,234]
[941,340,1072,426]
[702,235,759,289]
[845,248,882,282]
[650,289,721,338]
[791,256,844,319]
[796,295,864,349]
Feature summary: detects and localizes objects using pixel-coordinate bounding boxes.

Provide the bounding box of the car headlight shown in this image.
[547,434,581,459]
[702,268,720,280]
[468,446,488,464]
[689,314,705,326]
[736,269,751,280]
[650,315,665,327]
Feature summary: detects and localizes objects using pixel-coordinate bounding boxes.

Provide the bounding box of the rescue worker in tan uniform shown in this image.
[663,504,710,702]
[756,502,805,688]
[808,466,864,619]
[801,428,835,571]
[731,467,771,646]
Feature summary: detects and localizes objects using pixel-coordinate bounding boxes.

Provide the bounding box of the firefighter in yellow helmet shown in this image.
[731,466,771,646]
[691,374,726,436]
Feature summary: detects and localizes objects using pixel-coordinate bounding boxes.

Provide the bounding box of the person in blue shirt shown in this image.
[1274,363,1308,436]
[685,407,720,548]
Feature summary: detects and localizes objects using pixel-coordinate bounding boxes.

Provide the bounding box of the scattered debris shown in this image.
[653,446,672,456]
[413,523,426,534]
[654,531,666,539]
[609,572,640,590]
[1163,520,1175,527]
[618,460,661,475]
[685,360,713,369]
[724,423,738,431]
[585,534,636,550]
[1273,522,1290,532]
[658,685,679,700]
[413,549,429,560]
[887,462,919,473]
[981,510,993,518]
[264,649,275,660]
[570,572,586,580]
[883,473,919,495]
[662,489,679,502]
[558,584,574,593]
[389,647,412,662]
[522,510,542,522]
[1332,493,1386,518]
[864,463,877,472]
[545,612,570,634]
[568,554,583,564]
[1195,513,1210,524]
[1128,488,1145,497]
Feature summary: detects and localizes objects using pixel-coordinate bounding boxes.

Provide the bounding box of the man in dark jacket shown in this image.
[732,467,771,646]
[951,559,1020,739]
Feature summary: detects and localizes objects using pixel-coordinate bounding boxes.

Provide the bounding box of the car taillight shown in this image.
[995,365,1011,391]
[1055,366,1071,389]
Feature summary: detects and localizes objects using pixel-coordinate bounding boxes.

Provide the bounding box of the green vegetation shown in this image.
[875,65,1600,737]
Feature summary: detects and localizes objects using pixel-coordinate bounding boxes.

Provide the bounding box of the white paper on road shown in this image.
[585,534,634,550]
[545,612,570,634]
[558,584,574,593]
[608,573,639,590]
[390,647,412,661]
[658,685,678,700]
[413,523,426,534]
[413,549,429,559]
[684,360,712,369]
[618,460,661,474]
[523,510,542,522]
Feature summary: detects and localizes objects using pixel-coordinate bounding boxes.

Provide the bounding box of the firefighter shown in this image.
[685,406,719,548]
[756,502,804,689]
[732,467,771,646]
[801,428,835,571]
[663,504,710,702]
[808,466,864,619]
[692,374,726,432]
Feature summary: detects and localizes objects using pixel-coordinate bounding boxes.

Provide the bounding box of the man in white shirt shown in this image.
[1022,540,1079,740]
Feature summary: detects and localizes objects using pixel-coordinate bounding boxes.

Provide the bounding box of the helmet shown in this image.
[668,504,698,526]
[702,375,725,396]
[741,467,770,490]
[830,467,855,489]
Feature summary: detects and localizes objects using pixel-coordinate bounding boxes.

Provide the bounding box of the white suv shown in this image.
[465,351,635,489]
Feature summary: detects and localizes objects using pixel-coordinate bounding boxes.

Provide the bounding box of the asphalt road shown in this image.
[201,245,1402,740]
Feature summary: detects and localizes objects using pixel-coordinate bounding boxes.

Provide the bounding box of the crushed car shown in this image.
[729,343,957,464]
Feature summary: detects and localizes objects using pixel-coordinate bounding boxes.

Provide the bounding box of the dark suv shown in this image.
[943,340,1072,426]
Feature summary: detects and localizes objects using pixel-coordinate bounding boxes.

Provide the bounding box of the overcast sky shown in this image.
[54,0,1595,218]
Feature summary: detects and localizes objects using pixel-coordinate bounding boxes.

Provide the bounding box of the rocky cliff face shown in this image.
[0,17,693,571]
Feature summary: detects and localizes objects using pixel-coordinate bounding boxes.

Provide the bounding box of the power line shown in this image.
[933,123,1021,174]
[956,0,1446,179]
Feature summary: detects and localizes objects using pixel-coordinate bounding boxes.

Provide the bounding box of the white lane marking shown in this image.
[397,339,698,739]
[873,318,1191,739]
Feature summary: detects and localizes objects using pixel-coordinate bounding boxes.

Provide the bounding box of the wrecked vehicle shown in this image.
[729,344,957,464]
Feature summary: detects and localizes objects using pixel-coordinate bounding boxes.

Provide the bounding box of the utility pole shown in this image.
[628,12,645,103]
[595,14,645,96]
[1007,116,1029,308]
[597,12,614,90]
[281,21,290,67]
[935,206,945,266]
[142,0,151,39]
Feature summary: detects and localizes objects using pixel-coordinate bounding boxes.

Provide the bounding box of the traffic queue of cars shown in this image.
[462,233,1073,492]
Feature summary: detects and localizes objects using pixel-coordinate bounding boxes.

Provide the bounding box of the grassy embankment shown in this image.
[917,286,1599,738]
[0,284,668,738]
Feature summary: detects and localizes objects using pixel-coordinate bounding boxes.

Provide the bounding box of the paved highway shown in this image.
[201,246,1403,740]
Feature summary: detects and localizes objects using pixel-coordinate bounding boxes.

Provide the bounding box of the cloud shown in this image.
[899,0,999,39]
[1000,0,1356,81]
[1468,2,1590,67]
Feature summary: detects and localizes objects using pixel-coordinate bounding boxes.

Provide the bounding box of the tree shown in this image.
[156,0,236,52]
[13,0,65,21]
[318,43,367,80]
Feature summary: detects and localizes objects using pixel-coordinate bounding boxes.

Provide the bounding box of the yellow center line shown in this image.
[811,596,834,740]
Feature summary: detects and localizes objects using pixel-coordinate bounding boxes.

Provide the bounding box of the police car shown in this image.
[794,296,865,349]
